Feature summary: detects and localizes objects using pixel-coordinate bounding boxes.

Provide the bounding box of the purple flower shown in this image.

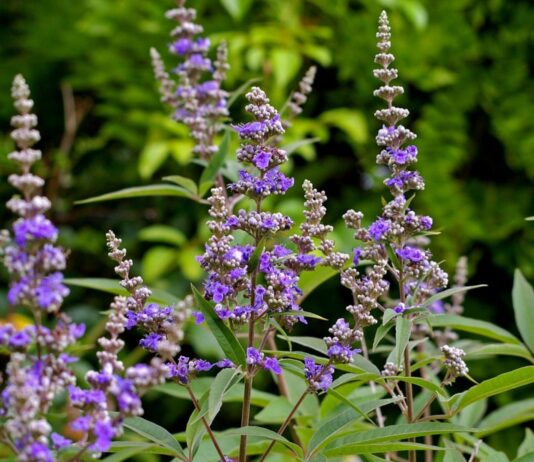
[70,415,91,432]
[263,357,281,375]
[246,347,263,367]
[215,305,232,320]
[139,333,163,352]
[215,359,234,369]
[368,218,390,241]
[115,378,142,415]
[420,216,432,230]
[253,150,271,169]
[173,38,193,55]
[394,303,406,314]
[28,442,53,462]
[168,356,190,384]
[210,282,230,303]
[13,215,58,246]
[91,420,115,452]
[8,329,32,349]
[353,247,362,265]
[51,433,72,450]
[193,359,212,372]
[193,311,205,324]
[396,246,425,263]
[273,245,291,257]
[35,272,69,310]
[297,254,321,269]
[304,358,334,392]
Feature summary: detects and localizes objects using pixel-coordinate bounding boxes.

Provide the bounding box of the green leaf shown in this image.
[219,0,253,21]
[320,108,368,144]
[476,398,534,437]
[425,314,521,344]
[394,376,448,397]
[512,269,534,353]
[163,175,198,195]
[422,285,487,309]
[329,422,472,448]
[199,131,230,197]
[465,343,532,361]
[283,137,320,156]
[443,448,466,462]
[228,77,262,107]
[139,225,186,247]
[139,140,169,179]
[222,426,302,455]
[518,428,534,457]
[373,320,395,350]
[393,316,412,367]
[450,366,534,413]
[285,336,327,355]
[63,278,179,305]
[324,442,443,456]
[191,284,246,367]
[383,308,397,325]
[142,246,177,283]
[100,447,148,462]
[122,416,185,457]
[275,310,327,321]
[297,266,338,302]
[76,184,192,204]
[254,396,292,424]
[208,368,241,420]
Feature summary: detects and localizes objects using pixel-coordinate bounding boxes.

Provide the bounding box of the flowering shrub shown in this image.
[1,2,534,462]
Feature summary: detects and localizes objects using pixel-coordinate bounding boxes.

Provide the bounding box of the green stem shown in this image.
[258,390,308,462]
[239,314,256,462]
[186,385,226,462]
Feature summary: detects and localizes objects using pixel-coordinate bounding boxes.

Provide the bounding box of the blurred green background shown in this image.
[0,0,533,456]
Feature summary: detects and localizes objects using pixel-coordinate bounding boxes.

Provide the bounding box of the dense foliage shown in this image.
[0,0,533,461]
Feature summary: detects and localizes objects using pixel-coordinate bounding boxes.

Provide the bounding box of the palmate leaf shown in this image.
[64,277,179,305]
[448,366,534,413]
[191,285,246,367]
[512,269,534,354]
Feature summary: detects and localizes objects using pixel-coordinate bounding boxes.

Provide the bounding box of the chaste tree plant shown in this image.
[1,2,534,462]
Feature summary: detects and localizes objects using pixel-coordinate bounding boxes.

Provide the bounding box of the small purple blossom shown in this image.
[139,332,163,352]
[51,433,72,450]
[246,347,263,366]
[91,420,115,452]
[193,311,205,324]
[263,357,282,375]
[368,218,390,241]
[396,246,425,263]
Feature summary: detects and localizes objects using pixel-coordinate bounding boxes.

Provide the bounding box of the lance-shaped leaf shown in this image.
[192,284,246,367]
[122,416,185,458]
[512,269,534,354]
[76,184,193,204]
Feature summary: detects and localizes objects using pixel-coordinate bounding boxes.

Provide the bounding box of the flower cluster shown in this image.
[441,345,468,384]
[106,230,191,359]
[151,0,228,159]
[199,87,346,332]
[0,75,82,462]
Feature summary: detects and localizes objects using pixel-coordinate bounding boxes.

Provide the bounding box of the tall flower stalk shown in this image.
[0,75,82,462]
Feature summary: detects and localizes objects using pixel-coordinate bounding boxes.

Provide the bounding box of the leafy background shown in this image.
[0,0,533,457]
